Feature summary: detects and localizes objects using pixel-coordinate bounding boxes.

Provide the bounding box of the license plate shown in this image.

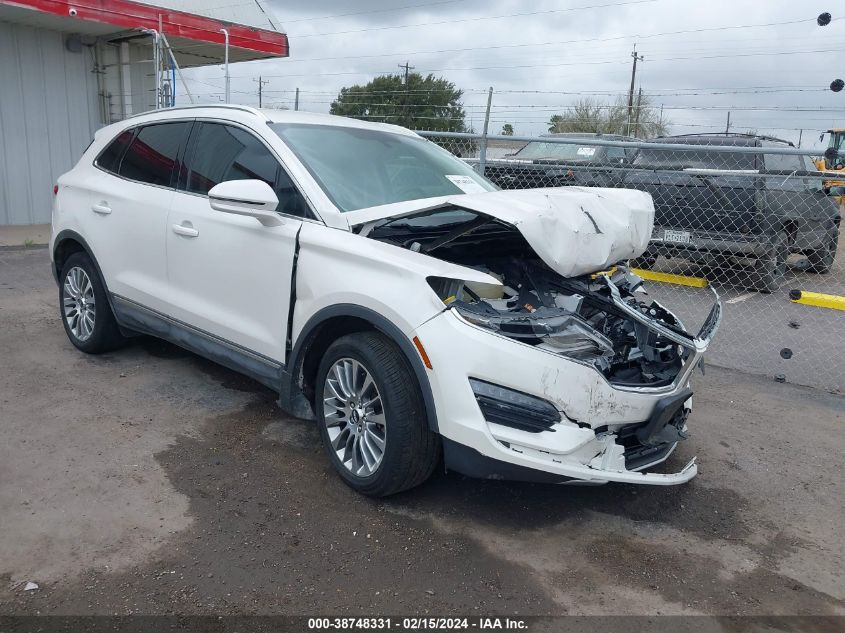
[664,229,691,244]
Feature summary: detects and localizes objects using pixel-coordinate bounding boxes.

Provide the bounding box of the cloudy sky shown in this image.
[184,0,845,147]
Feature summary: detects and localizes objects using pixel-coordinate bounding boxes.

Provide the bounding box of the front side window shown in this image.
[763,145,806,191]
[185,123,309,218]
[118,122,190,187]
[270,123,497,213]
[764,151,803,173]
[605,145,628,162]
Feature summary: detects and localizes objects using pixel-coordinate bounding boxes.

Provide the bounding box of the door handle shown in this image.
[172,223,199,238]
[91,202,112,215]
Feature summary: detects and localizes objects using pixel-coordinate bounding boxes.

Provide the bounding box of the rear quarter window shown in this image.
[95,130,134,173]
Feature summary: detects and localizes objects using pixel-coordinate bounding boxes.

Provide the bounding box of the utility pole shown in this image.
[626,44,644,136]
[478,86,493,176]
[399,61,415,127]
[725,111,731,134]
[294,87,300,111]
[633,87,643,137]
[798,128,803,147]
[253,76,269,108]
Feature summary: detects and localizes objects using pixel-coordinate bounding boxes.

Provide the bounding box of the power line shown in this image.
[224,46,845,82]
[295,0,659,38]
[273,17,819,64]
[284,0,469,23]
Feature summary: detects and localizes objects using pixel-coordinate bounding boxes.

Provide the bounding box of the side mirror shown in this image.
[208,179,281,226]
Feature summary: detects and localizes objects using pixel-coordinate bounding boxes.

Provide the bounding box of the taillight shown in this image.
[53,184,59,196]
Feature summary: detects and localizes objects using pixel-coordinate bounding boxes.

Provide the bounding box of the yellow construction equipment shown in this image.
[814,129,845,204]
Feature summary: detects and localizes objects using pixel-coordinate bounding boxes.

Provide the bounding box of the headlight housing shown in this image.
[428,276,614,361]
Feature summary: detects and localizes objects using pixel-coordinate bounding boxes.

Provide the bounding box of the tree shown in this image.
[501,123,514,136]
[547,95,670,138]
[330,73,468,132]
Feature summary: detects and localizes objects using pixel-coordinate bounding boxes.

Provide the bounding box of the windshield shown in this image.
[633,147,757,170]
[514,141,601,161]
[270,123,497,212]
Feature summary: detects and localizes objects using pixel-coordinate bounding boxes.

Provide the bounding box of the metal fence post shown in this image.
[478,86,493,176]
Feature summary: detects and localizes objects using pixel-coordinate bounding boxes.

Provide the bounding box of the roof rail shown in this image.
[121,104,268,122]
[656,131,794,146]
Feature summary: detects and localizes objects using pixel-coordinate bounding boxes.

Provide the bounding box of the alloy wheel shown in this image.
[323,358,386,477]
[63,266,96,341]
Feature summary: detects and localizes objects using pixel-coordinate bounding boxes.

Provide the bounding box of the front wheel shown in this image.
[315,332,440,497]
[59,252,126,353]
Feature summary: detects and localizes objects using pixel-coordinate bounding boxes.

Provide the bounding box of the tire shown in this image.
[315,332,440,497]
[807,226,839,274]
[59,252,126,354]
[750,231,788,294]
[630,252,657,270]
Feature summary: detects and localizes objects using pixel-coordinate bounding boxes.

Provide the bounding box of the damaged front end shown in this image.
[431,264,720,391]
[361,202,720,393]
[358,195,721,484]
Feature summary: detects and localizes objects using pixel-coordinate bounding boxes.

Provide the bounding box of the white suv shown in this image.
[50,105,721,496]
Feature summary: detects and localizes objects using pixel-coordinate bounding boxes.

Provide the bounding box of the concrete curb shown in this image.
[789,289,845,311]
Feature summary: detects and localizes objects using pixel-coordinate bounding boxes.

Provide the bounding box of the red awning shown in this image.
[0,0,289,61]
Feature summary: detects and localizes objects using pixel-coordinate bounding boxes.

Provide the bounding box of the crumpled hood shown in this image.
[345,187,655,278]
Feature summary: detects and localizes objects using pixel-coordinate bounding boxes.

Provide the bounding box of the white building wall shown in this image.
[0,21,100,225]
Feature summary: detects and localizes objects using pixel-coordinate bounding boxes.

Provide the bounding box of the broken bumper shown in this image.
[414,290,720,486]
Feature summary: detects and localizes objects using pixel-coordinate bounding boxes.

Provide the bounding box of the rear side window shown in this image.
[96,130,134,173]
[118,122,191,187]
[184,122,310,218]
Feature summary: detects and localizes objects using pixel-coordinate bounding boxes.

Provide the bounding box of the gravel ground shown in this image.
[1,248,844,617]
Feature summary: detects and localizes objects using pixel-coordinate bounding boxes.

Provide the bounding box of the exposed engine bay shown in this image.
[361,205,716,388]
[430,261,687,387]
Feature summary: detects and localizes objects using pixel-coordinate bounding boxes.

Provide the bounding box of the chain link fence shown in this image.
[420,130,845,393]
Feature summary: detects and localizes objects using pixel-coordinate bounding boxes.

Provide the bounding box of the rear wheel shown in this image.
[59,252,126,353]
[807,226,839,274]
[751,231,788,293]
[315,332,440,497]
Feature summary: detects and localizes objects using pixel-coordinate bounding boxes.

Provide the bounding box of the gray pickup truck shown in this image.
[622,134,841,292]
[484,133,636,190]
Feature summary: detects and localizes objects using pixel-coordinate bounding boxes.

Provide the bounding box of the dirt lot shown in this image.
[1,248,844,616]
